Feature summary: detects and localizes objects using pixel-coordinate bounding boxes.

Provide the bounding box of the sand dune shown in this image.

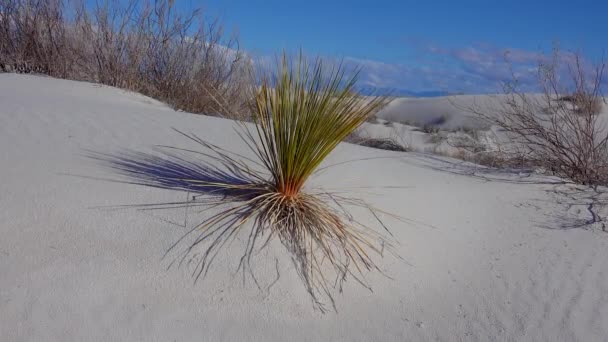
[376,96,491,130]
[1,74,608,341]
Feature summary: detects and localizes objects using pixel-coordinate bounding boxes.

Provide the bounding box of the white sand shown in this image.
[365,94,607,158]
[376,96,490,130]
[1,74,608,341]
[360,96,503,156]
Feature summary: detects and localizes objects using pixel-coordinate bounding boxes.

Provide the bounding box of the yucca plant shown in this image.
[101,53,395,311]
[239,55,394,307]
[250,55,390,197]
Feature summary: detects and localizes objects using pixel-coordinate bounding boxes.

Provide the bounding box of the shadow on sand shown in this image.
[86,146,280,288]
[88,148,266,200]
[85,144,398,313]
[391,151,606,232]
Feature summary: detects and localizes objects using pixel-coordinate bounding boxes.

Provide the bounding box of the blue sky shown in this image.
[192,0,606,94]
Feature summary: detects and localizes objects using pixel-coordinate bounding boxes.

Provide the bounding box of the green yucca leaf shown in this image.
[250,53,391,197]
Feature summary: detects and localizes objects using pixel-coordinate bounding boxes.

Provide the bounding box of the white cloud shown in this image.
[249,44,605,94]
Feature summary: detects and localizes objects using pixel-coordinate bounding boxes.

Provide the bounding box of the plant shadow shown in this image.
[399,152,608,232]
[86,143,399,313]
[406,152,567,185]
[87,148,267,202]
[87,146,284,288]
[535,184,608,232]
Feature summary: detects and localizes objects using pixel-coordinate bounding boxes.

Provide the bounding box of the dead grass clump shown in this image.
[345,133,409,152]
[356,138,409,151]
[421,124,440,134]
[419,114,448,133]
[557,92,603,116]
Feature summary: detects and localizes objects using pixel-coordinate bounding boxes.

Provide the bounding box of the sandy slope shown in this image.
[376,96,490,130]
[1,74,608,341]
[354,119,501,156]
[363,94,607,161]
[363,96,507,157]
[375,94,608,131]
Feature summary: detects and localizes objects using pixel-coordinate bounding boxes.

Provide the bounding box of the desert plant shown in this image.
[419,115,447,134]
[419,113,448,134]
[463,49,608,185]
[345,135,409,152]
[357,138,408,151]
[240,54,394,307]
[0,0,251,118]
[251,55,392,196]
[557,91,603,115]
[0,0,74,76]
[420,124,440,134]
[102,54,396,312]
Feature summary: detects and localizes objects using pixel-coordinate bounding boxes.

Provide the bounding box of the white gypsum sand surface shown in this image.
[360,94,607,160]
[1,74,608,341]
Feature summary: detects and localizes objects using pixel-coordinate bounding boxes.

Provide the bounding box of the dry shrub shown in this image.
[557,91,603,116]
[345,131,409,152]
[0,0,75,76]
[0,0,251,118]
[355,138,409,152]
[464,49,608,185]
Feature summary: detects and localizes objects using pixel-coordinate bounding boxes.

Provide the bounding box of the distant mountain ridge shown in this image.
[356,86,451,98]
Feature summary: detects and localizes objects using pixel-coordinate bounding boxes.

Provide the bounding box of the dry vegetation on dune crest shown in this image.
[97,54,398,312]
[0,0,251,118]
[455,49,608,185]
